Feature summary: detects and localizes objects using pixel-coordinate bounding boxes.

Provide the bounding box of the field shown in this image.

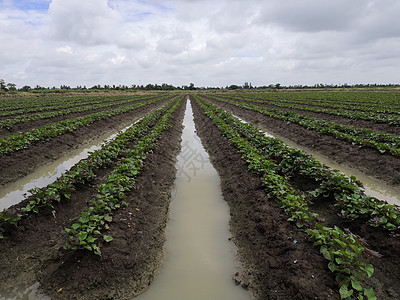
[0,90,399,299]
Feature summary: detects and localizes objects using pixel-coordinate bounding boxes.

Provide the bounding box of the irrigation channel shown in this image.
[136,99,250,299]
[0,119,142,211]
[0,99,251,299]
[233,115,400,206]
[1,98,398,299]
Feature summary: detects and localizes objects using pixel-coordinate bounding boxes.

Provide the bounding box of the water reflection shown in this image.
[233,114,400,206]
[135,99,250,300]
[0,281,50,300]
[0,119,142,212]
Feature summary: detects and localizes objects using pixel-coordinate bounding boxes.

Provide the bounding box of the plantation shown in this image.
[0,90,399,299]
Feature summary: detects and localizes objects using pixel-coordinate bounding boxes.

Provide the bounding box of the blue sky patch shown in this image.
[12,0,50,11]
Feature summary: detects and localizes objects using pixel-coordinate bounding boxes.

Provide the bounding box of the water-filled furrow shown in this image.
[135,99,250,299]
[0,119,143,211]
[232,114,400,206]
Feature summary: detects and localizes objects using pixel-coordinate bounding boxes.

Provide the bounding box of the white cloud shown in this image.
[48,0,120,45]
[56,45,73,55]
[156,28,193,54]
[0,0,399,88]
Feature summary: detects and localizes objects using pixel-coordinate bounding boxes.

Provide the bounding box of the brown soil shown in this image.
[192,95,400,299]
[0,97,129,121]
[1,93,399,300]
[0,98,185,299]
[191,98,339,299]
[0,96,169,138]
[205,97,400,188]
[309,197,400,299]
[0,97,172,188]
[239,99,400,137]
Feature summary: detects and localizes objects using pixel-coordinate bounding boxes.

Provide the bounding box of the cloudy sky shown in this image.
[0,0,399,88]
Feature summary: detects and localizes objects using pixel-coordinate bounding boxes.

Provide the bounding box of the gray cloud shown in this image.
[0,0,399,88]
[156,28,193,54]
[255,0,366,32]
[48,0,121,45]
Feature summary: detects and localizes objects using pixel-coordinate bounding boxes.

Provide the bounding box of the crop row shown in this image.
[0,94,171,156]
[205,94,400,156]
[0,97,182,248]
[196,95,400,231]
[0,94,143,113]
[0,94,157,130]
[219,93,400,126]
[65,97,182,255]
[194,95,381,299]
[233,91,400,114]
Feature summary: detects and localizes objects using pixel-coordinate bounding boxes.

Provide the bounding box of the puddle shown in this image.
[0,118,143,211]
[0,281,50,300]
[135,100,250,300]
[232,114,400,206]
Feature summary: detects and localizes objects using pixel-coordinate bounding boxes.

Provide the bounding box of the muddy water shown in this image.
[136,100,250,300]
[233,114,400,206]
[0,119,146,299]
[0,119,142,211]
[0,281,51,300]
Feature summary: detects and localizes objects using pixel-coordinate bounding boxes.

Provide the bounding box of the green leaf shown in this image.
[78,215,90,223]
[92,244,101,256]
[351,279,363,292]
[328,262,338,272]
[365,264,374,278]
[334,238,347,248]
[103,235,113,242]
[339,284,353,299]
[86,236,97,243]
[71,223,80,230]
[104,215,113,222]
[364,288,376,300]
[322,248,334,261]
[78,232,88,242]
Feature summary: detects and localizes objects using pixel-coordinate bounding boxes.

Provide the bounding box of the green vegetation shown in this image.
[194,95,380,299]
[0,96,183,254]
[65,97,182,255]
[204,94,400,156]
[0,94,173,156]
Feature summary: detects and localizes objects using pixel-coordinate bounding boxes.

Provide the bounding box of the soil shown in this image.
[191,95,400,300]
[0,97,160,137]
[0,97,173,188]
[1,92,399,300]
[204,96,400,188]
[0,98,185,299]
[191,98,339,299]
[243,100,400,137]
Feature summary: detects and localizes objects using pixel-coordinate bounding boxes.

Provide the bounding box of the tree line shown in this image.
[1,79,399,93]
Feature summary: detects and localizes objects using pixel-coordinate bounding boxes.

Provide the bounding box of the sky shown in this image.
[0,0,399,88]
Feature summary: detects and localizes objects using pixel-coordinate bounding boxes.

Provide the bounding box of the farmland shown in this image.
[0,90,399,299]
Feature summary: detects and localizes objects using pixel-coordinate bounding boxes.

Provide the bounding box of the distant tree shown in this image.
[0,79,6,90]
[20,85,31,92]
[228,84,240,90]
[5,83,16,91]
[145,83,154,90]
